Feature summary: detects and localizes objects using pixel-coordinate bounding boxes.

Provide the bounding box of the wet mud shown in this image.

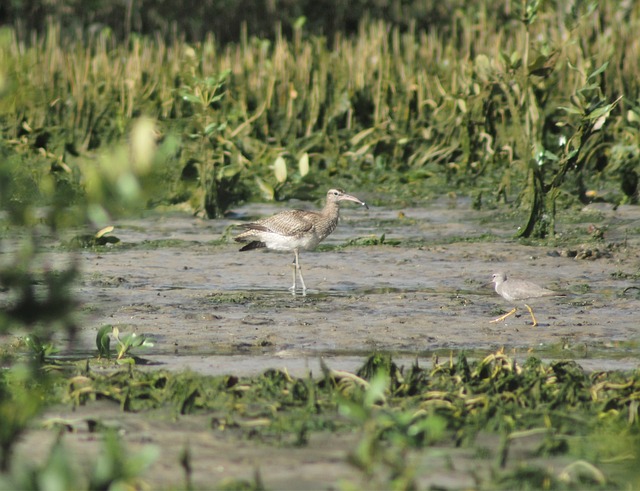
[69,198,640,372]
[11,197,640,489]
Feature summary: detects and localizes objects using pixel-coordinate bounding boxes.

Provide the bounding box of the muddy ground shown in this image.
[9,196,640,489]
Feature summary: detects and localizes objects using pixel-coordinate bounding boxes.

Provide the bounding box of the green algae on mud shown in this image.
[7,351,640,490]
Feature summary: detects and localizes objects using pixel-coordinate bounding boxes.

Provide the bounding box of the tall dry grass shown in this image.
[1,1,638,213]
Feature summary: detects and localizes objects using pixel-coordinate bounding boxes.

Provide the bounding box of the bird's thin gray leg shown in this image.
[289,253,297,291]
[295,249,306,292]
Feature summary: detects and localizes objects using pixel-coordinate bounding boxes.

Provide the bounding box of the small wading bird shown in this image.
[489,271,564,327]
[234,189,368,292]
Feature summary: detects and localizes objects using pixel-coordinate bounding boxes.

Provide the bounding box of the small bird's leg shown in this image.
[490,308,517,324]
[524,304,538,327]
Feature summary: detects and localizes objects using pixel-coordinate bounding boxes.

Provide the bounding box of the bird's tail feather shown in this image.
[238,241,266,251]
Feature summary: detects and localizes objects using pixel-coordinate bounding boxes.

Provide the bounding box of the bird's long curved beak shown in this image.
[340,194,369,209]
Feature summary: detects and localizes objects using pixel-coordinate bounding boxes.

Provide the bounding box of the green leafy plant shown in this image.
[177,68,246,217]
[1,434,78,490]
[505,0,619,238]
[331,359,446,488]
[94,324,156,362]
[112,326,154,361]
[24,335,58,364]
[0,242,78,335]
[89,430,159,490]
[72,225,121,249]
[96,324,112,359]
[526,61,622,237]
[254,151,312,201]
[0,366,45,472]
[1,427,159,490]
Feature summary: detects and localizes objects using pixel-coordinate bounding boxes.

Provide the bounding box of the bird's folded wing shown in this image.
[237,223,270,232]
[251,210,316,236]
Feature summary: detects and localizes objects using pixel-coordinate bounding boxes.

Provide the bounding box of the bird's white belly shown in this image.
[263,232,320,251]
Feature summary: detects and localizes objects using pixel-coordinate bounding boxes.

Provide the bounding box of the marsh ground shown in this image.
[10,196,640,489]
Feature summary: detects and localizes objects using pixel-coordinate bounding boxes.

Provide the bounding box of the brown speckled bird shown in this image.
[234,189,368,292]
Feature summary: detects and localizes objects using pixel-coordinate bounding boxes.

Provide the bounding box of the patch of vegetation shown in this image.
[0,427,159,490]
[327,234,402,248]
[611,270,640,281]
[534,339,640,361]
[204,292,259,305]
[95,325,154,362]
[355,234,402,247]
[203,291,331,310]
[2,1,637,228]
[1,351,638,488]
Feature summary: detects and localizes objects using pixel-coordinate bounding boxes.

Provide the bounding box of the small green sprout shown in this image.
[96,324,112,359]
[24,334,58,363]
[95,325,154,362]
[112,326,154,361]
